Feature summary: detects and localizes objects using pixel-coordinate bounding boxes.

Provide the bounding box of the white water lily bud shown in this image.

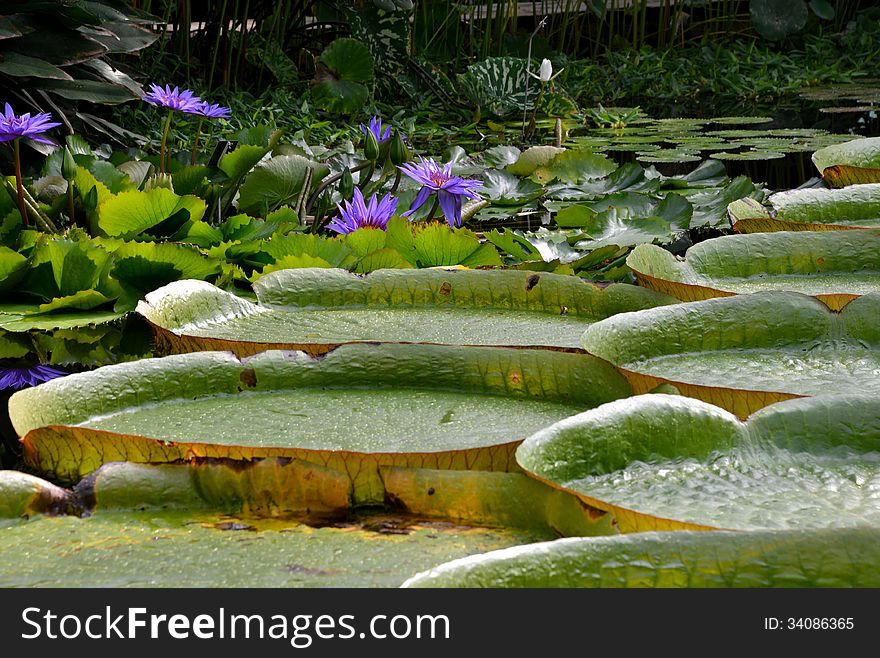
[539,59,553,82]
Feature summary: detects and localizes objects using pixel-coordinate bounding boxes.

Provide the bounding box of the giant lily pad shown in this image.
[515,393,880,532]
[626,231,880,310]
[402,527,880,588]
[580,292,880,417]
[0,510,548,587]
[10,344,631,503]
[730,184,880,232]
[137,268,675,356]
[812,137,880,175]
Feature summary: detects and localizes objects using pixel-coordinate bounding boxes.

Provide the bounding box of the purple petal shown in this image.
[437,189,460,227]
[402,186,432,217]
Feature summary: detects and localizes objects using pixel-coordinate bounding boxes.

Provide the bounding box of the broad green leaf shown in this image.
[137,268,675,356]
[766,184,880,229]
[310,38,374,114]
[0,51,72,79]
[0,307,125,332]
[457,57,530,117]
[403,527,880,587]
[572,193,692,250]
[219,144,271,180]
[20,233,118,303]
[11,345,631,502]
[343,227,387,256]
[260,233,356,270]
[89,159,136,194]
[482,145,521,169]
[506,146,565,177]
[516,393,880,531]
[40,78,138,104]
[481,169,544,205]
[532,150,617,184]
[627,231,880,309]
[0,246,28,295]
[37,289,114,313]
[812,136,880,174]
[354,248,415,273]
[0,510,546,587]
[96,188,207,238]
[0,330,31,359]
[411,222,503,268]
[237,155,328,215]
[260,253,334,273]
[580,292,880,417]
[111,241,222,293]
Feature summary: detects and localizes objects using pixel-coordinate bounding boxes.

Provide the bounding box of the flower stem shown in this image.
[425,197,440,223]
[159,110,173,173]
[389,169,402,194]
[190,117,206,166]
[67,183,76,227]
[13,139,28,229]
[304,160,372,219]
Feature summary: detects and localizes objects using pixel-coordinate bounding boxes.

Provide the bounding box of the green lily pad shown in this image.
[515,393,880,531]
[10,344,631,502]
[710,150,785,161]
[580,292,880,417]
[0,510,547,587]
[626,231,880,309]
[402,527,880,587]
[770,184,880,229]
[310,38,374,115]
[137,268,674,355]
[812,137,880,174]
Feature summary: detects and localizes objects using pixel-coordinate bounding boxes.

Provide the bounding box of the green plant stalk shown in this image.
[159,110,173,174]
[207,0,229,90]
[425,197,440,223]
[389,169,403,195]
[12,138,28,229]
[4,179,58,233]
[304,160,373,217]
[67,182,76,228]
[190,117,206,165]
[357,161,376,192]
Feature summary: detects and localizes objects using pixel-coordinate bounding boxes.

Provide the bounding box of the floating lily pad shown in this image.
[708,116,774,125]
[580,292,880,417]
[402,526,880,587]
[10,344,631,502]
[0,510,548,587]
[731,184,880,232]
[710,150,785,161]
[812,136,880,174]
[137,268,674,356]
[0,470,77,518]
[515,393,880,531]
[626,231,880,310]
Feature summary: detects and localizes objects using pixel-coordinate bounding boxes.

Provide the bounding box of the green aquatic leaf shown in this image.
[11,345,631,502]
[0,510,546,587]
[138,268,674,356]
[96,187,207,238]
[627,231,880,309]
[580,292,880,417]
[812,136,880,174]
[403,527,880,587]
[238,155,329,216]
[515,393,880,531]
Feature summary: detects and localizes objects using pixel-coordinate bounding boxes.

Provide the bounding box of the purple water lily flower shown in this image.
[0,103,61,146]
[327,188,398,234]
[0,364,67,391]
[193,101,231,119]
[360,116,391,143]
[398,156,483,228]
[143,84,202,113]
